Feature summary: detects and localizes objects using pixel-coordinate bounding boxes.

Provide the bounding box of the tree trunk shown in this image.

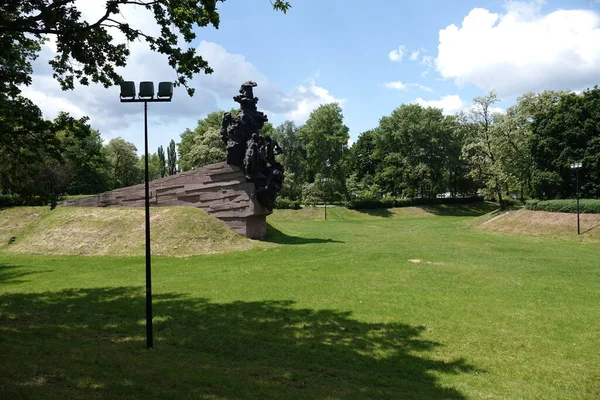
[498,190,505,210]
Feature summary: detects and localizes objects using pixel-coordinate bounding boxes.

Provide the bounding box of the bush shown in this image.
[347,196,484,210]
[525,199,600,214]
[0,194,46,208]
[274,197,302,210]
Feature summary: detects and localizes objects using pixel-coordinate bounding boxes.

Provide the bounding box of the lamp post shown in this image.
[570,162,583,235]
[322,177,329,220]
[120,81,173,349]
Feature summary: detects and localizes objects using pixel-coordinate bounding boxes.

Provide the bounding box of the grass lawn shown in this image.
[1,204,599,399]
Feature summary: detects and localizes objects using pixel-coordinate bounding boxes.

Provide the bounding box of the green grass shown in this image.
[0,207,258,256]
[1,205,599,399]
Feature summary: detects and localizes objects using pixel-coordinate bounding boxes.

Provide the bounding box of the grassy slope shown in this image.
[1,203,599,399]
[0,207,258,256]
[478,208,600,242]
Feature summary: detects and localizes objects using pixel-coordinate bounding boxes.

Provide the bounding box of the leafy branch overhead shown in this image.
[0,0,291,96]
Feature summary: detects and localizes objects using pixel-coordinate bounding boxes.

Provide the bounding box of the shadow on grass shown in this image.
[266,224,344,245]
[0,286,479,399]
[0,264,52,285]
[421,202,500,217]
[353,208,394,218]
[582,221,600,235]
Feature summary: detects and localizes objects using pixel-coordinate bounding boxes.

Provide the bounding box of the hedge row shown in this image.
[274,197,302,210]
[347,196,484,210]
[525,199,600,214]
[0,194,47,208]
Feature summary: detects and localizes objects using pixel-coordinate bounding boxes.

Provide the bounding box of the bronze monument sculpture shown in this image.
[220,81,284,210]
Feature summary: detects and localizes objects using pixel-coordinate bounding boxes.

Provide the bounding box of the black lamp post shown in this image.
[120,81,173,349]
[322,177,329,220]
[570,162,583,235]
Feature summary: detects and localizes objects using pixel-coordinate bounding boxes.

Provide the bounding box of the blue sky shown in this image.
[24,0,600,153]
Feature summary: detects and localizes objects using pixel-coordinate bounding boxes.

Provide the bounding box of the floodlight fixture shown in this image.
[139,81,155,99]
[157,82,174,99]
[120,81,136,99]
[570,162,582,169]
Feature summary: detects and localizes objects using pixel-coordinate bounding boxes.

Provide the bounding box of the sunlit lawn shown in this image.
[1,206,599,399]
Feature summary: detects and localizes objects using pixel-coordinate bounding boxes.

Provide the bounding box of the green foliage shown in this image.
[272,121,305,200]
[297,103,349,187]
[179,111,223,170]
[157,145,167,178]
[274,197,301,210]
[347,196,485,210]
[178,110,237,170]
[138,153,163,181]
[0,194,45,207]
[186,128,225,167]
[53,113,109,195]
[525,199,600,214]
[167,139,178,175]
[0,1,290,96]
[377,104,461,198]
[105,138,140,189]
[529,87,600,199]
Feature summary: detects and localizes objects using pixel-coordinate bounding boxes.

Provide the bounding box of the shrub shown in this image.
[525,199,600,214]
[274,197,302,210]
[0,194,46,208]
[347,196,484,210]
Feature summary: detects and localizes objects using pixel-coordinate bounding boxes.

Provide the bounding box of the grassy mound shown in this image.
[268,202,498,222]
[478,208,600,241]
[0,207,259,256]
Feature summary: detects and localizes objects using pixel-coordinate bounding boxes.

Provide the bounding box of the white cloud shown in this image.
[284,77,346,121]
[384,81,408,90]
[421,55,434,67]
[22,1,343,146]
[436,1,600,95]
[383,81,433,92]
[413,95,468,115]
[194,41,344,121]
[389,45,407,62]
[412,95,507,116]
[409,50,421,61]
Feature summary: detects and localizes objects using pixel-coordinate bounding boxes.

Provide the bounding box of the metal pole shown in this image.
[576,167,580,235]
[144,101,153,349]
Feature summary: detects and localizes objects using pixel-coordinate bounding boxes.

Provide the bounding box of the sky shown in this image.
[22,0,600,154]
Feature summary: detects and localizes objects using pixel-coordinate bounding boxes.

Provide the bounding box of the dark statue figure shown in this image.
[221,81,284,210]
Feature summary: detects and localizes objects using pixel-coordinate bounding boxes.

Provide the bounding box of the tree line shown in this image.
[0,105,180,205]
[2,87,599,207]
[176,87,600,209]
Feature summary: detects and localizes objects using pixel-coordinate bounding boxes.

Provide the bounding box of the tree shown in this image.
[376,104,458,198]
[178,111,230,170]
[186,128,225,167]
[167,139,177,175]
[297,103,349,201]
[0,1,291,97]
[461,91,509,207]
[0,95,61,202]
[529,87,600,198]
[138,153,162,181]
[157,145,167,178]
[105,138,140,189]
[272,121,306,200]
[52,112,109,195]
